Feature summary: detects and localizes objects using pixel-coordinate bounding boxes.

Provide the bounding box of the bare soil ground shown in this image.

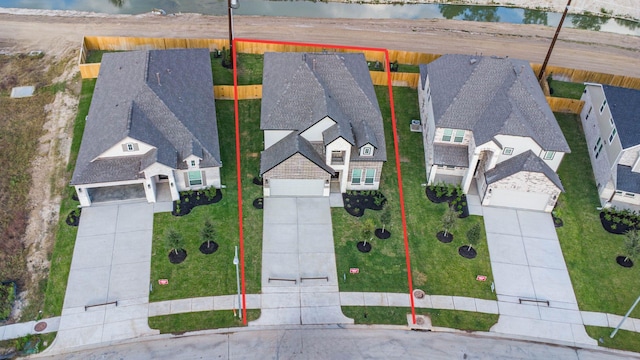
[0,11,638,322]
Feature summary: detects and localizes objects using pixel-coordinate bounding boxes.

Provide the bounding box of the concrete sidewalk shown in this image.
[251,197,352,326]
[45,202,158,354]
[483,207,597,346]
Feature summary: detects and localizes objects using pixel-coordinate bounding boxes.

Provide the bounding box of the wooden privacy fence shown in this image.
[214,85,262,100]
[546,97,585,114]
[79,36,640,91]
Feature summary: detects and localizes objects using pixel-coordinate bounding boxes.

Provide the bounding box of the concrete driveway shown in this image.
[49,202,158,353]
[483,207,596,346]
[252,197,352,326]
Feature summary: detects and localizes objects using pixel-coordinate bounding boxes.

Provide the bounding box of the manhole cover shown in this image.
[34,321,47,332]
[413,289,425,299]
[416,317,425,325]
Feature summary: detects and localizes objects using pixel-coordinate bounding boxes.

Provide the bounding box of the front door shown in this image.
[330,172,341,193]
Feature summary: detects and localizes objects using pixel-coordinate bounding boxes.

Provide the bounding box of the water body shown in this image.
[1,0,638,35]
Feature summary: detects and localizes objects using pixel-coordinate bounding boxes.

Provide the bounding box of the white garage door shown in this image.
[269,179,325,197]
[488,189,550,211]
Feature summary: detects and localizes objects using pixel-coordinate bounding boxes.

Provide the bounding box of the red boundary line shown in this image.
[231,38,416,325]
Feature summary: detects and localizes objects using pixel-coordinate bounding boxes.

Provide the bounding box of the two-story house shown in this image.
[259,52,386,198]
[71,49,222,207]
[418,54,570,212]
[580,83,640,210]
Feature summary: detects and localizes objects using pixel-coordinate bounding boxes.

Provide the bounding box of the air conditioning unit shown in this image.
[410,119,422,132]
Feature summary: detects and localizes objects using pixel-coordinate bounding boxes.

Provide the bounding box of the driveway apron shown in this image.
[49,202,158,353]
[252,197,353,326]
[483,207,596,346]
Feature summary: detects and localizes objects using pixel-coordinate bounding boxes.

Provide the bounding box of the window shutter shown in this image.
[133,143,139,151]
[201,171,207,186]
[121,144,128,152]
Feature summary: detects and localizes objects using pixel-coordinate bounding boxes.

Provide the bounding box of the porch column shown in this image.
[168,173,180,201]
[144,178,156,203]
[462,152,480,193]
[75,186,91,207]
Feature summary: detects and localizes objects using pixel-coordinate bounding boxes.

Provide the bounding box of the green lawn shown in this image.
[42,79,95,317]
[148,309,260,334]
[333,87,495,302]
[548,80,585,100]
[556,113,640,318]
[211,53,263,86]
[586,326,640,353]
[342,306,497,331]
[149,99,263,303]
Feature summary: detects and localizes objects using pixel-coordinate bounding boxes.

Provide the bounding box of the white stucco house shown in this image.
[418,54,570,212]
[580,83,640,211]
[71,49,222,207]
[259,52,386,197]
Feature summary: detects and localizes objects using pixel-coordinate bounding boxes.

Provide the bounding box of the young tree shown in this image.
[623,230,640,262]
[201,219,216,247]
[361,218,376,246]
[441,206,458,237]
[166,229,183,255]
[379,204,392,234]
[466,223,482,251]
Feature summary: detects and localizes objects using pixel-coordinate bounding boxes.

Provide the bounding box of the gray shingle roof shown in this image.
[424,54,570,153]
[617,165,640,194]
[433,144,469,167]
[602,85,640,149]
[261,52,386,163]
[485,150,564,191]
[260,131,334,175]
[71,49,220,185]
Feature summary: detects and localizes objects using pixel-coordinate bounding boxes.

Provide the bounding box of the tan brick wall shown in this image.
[264,154,331,180]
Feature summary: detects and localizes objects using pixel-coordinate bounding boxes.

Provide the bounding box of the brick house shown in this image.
[418,54,570,212]
[259,52,386,197]
[580,84,640,210]
[71,49,222,206]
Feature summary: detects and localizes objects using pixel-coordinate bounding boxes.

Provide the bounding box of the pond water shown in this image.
[1,0,638,35]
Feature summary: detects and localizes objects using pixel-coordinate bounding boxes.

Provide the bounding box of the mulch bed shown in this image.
[375,228,391,239]
[168,249,187,264]
[616,256,634,268]
[357,241,372,253]
[436,231,453,243]
[65,209,81,226]
[458,246,477,259]
[343,191,387,217]
[172,189,223,216]
[199,241,219,255]
[253,177,263,186]
[253,198,263,209]
[426,187,469,218]
[553,215,564,228]
[599,211,638,234]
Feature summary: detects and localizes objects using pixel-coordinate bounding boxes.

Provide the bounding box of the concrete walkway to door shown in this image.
[483,207,597,346]
[251,197,352,326]
[46,202,159,355]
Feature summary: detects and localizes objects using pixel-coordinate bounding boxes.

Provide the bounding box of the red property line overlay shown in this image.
[231,38,416,325]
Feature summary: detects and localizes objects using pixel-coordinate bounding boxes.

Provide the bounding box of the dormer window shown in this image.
[122,142,138,152]
[360,145,374,157]
[190,160,196,167]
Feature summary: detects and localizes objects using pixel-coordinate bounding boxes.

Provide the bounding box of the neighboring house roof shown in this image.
[420,55,570,153]
[71,49,221,185]
[261,52,386,163]
[617,165,640,194]
[602,85,640,149]
[485,150,564,191]
[260,131,334,175]
[433,144,469,167]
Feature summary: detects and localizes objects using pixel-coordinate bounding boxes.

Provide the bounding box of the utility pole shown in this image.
[227,0,239,68]
[538,0,572,81]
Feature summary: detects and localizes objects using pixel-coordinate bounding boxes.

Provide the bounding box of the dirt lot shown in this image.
[0,11,638,321]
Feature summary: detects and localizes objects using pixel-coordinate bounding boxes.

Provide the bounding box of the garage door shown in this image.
[269,179,325,197]
[488,189,550,211]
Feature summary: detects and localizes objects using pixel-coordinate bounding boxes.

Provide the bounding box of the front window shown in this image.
[364,169,375,185]
[453,130,464,143]
[188,171,202,186]
[351,169,362,185]
[503,147,514,155]
[543,151,555,160]
[442,129,452,142]
[331,151,345,164]
[361,146,373,156]
[441,129,464,143]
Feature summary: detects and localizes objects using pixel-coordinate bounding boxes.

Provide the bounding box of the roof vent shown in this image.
[470,58,477,65]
